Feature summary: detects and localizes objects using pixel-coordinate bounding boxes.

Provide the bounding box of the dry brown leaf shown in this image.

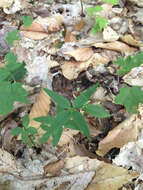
[0,148,18,173]
[20,31,49,40]
[120,34,143,47]
[65,30,77,42]
[96,115,139,156]
[29,89,51,136]
[20,21,45,32]
[86,163,138,190]
[61,60,90,80]
[64,47,94,62]
[44,160,65,176]
[93,41,137,53]
[75,19,85,31]
[0,0,13,8]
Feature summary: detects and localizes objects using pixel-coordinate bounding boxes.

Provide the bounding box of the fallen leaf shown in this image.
[120,34,143,47]
[20,21,45,32]
[75,19,85,31]
[96,114,139,156]
[44,160,65,176]
[29,89,51,137]
[86,163,138,190]
[93,41,137,53]
[65,29,77,42]
[103,26,119,42]
[20,31,49,40]
[64,47,94,62]
[0,0,13,8]
[0,148,18,173]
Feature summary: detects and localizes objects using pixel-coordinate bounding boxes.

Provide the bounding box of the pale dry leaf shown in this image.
[96,114,139,156]
[65,30,77,43]
[20,31,49,40]
[86,162,138,190]
[0,148,18,173]
[64,47,94,62]
[20,21,45,33]
[61,60,90,80]
[29,89,51,137]
[103,26,119,42]
[44,160,65,176]
[0,0,13,8]
[120,34,143,47]
[93,41,137,53]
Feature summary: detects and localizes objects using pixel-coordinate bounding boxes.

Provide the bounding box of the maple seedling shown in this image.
[11,115,38,147]
[86,0,119,34]
[34,83,110,146]
[22,15,34,27]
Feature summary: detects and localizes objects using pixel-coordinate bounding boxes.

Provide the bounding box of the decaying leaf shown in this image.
[93,41,137,53]
[65,30,77,43]
[64,47,94,62]
[44,160,65,176]
[86,162,138,190]
[96,114,140,156]
[0,0,13,8]
[103,26,119,42]
[0,148,18,173]
[29,89,51,137]
[120,34,143,47]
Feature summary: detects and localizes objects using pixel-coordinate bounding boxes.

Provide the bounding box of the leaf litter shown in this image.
[0,0,143,189]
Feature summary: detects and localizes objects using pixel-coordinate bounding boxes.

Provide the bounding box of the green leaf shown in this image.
[21,131,28,144]
[34,116,54,125]
[65,120,79,130]
[43,88,71,109]
[0,82,28,116]
[11,127,22,136]
[86,5,103,17]
[113,52,143,75]
[22,115,30,127]
[103,0,119,5]
[40,129,52,143]
[6,30,20,45]
[52,126,63,147]
[115,86,143,113]
[0,52,26,82]
[83,104,110,118]
[72,84,98,109]
[26,127,37,134]
[71,111,90,140]
[22,15,33,27]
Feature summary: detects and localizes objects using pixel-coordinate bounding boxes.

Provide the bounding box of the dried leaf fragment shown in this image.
[96,115,139,156]
[0,0,13,8]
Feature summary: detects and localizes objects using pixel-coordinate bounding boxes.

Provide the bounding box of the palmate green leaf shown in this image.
[22,115,30,127]
[113,52,143,75]
[40,127,52,143]
[103,0,119,5]
[52,127,63,147]
[11,127,23,136]
[71,111,90,140]
[83,104,110,118]
[6,30,20,45]
[0,52,26,82]
[86,5,103,17]
[26,127,38,135]
[65,120,79,130]
[115,86,143,114]
[22,15,33,27]
[21,131,28,144]
[72,83,98,109]
[43,88,71,109]
[0,82,28,116]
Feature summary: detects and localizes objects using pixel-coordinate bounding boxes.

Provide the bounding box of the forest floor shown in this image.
[0,0,143,189]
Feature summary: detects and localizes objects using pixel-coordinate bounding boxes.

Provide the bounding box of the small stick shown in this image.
[80,0,85,17]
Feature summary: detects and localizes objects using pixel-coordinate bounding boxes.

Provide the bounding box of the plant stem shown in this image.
[80,0,85,17]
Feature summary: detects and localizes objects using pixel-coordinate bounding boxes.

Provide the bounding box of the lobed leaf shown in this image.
[115,86,143,113]
[22,15,33,27]
[11,127,22,136]
[22,115,30,127]
[72,83,98,109]
[83,104,110,118]
[43,88,71,109]
[6,30,20,45]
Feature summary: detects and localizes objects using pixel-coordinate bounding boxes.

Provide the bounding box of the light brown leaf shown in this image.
[93,41,137,53]
[44,160,65,176]
[86,163,138,190]
[120,34,143,47]
[96,115,139,156]
[20,31,49,40]
[20,21,45,32]
[0,0,13,8]
[75,19,85,31]
[64,47,94,62]
[65,30,77,43]
[29,89,51,137]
